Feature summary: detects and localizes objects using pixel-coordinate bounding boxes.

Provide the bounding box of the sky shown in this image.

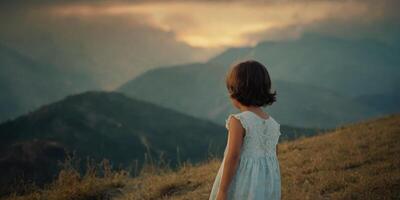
[0,0,399,89]
[56,0,400,48]
[4,0,398,48]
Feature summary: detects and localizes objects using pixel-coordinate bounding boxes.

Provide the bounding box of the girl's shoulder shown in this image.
[225,111,250,130]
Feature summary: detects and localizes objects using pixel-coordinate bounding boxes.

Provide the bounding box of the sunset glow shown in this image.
[48,1,375,48]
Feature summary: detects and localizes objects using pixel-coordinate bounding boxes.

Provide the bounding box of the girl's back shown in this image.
[209,60,281,200]
[209,110,282,200]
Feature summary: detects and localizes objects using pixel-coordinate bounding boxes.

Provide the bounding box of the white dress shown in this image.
[209,110,282,200]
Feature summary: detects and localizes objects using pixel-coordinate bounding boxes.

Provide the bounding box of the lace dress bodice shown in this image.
[225,110,281,158]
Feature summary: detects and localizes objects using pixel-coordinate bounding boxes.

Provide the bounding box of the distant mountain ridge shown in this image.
[0,91,227,165]
[118,33,399,128]
[210,33,400,97]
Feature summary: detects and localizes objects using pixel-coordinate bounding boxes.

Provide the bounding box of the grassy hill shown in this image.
[114,113,400,200]
[7,114,399,200]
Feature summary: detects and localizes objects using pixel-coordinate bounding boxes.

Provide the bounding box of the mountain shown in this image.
[0,44,97,122]
[0,91,227,191]
[118,33,398,128]
[211,33,400,98]
[118,64,381,129]
[119,62,380,128]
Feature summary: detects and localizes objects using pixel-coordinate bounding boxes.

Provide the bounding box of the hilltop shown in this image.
[114,113,400,199]
[4,114,399,199]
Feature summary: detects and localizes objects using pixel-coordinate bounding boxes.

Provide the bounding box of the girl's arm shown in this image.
[216,116,244,200]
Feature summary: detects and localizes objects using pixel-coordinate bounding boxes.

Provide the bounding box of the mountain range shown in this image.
[119,33,400,128]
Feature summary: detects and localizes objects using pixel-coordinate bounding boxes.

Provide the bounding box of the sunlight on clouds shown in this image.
[49,1,372,48]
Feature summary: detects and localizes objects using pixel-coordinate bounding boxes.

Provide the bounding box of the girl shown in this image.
[209,60,282,200]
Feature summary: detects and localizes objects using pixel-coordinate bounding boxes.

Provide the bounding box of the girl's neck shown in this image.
[239,106,269,118]
[239,105,261,112]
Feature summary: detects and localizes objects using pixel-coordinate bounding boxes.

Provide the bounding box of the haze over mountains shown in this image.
[0,44,97,122]
[0,0,399,127]
[0,12,216,122]
[211,33,400,97]
[0,13,215,89]
[119,33,400,128]
[1,31,398,128]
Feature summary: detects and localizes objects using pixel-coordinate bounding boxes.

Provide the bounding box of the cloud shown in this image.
[0,3,219,90]
[30,0,400,48]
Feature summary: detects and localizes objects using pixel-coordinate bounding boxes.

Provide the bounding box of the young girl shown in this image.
[209,60,282,200]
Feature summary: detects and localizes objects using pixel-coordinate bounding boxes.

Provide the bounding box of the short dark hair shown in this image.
[225,60,277,107]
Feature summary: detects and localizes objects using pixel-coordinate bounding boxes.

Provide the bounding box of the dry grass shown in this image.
[114,158,221,200]
[278,114,400,200]
[117,114,400,200]
[4,114,400,200]
[4,157,129,200]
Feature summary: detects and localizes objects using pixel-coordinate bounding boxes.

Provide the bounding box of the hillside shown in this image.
[113,113,400,200]
[117,33,398,128]
[0,91,226,195]
[4,114,399,200]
